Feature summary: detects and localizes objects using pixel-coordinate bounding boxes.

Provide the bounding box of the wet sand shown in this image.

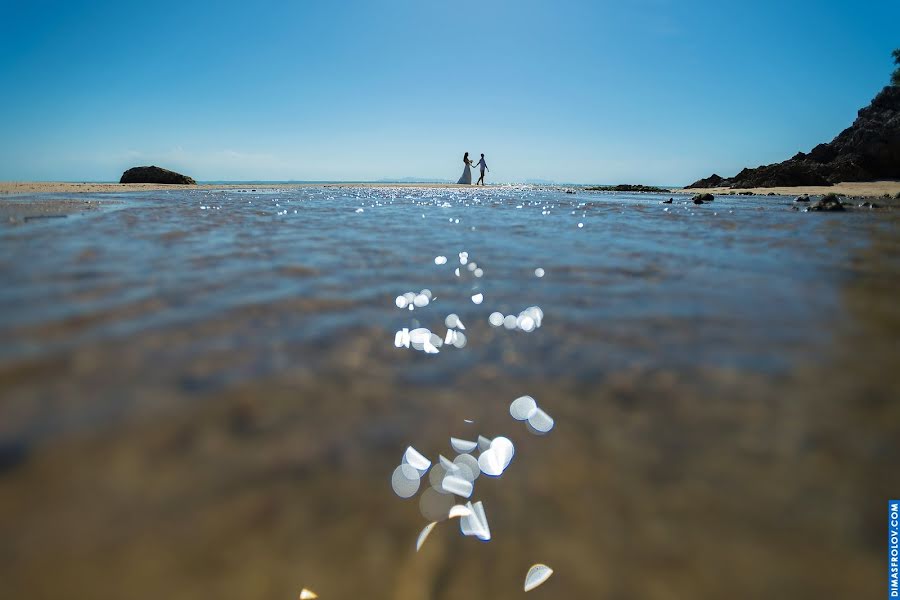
[3,179,900,198]
[1,186,898,599]
[1,182,477,195]
[0,197,120,224]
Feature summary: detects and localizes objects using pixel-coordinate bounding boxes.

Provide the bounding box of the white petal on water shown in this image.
[441,474,473,498]
[401,328,410,348]
[453,461,475,482]
[355,208,364,213]
[474,268,483,278]
[528,407,555,433]
[429,333,443,348]
[467,262,477,272]
[423,339,440,354]
[444,329,454,345]
[453,453,481,480]
[458,501,489,540]
[450,437,477,453]
[413,294,429,308]
[404,446,431,472]
[419,486,455,521]
[578,222,584,228]
[523,306,544,327]
[416,522,437,552]
[478,448,504,477]
[391,464,421,498]
[445,313,460,328]
[455,267,460,277]
[299,588,319,599]
[534,267,545,278]
[510,395,538,421]
[448,504,474,519]
[403,292,416,303]
[471,501,491,541]
[524,564,554,592]
[471,293,484,305]
[434,256,447,265]
[459,502,478,536]
[439,454,459,474]
[429,463,449,493]
[503,315,518,330]
[420,289,433,300]
[409,328,431,345]
[452,331,467,349]
[489,312,504,327]
[395,296,408,309]
[456,317,466,330]
[490,436,515,469]
[477,435,492,452]
[519,315,536,332]
[394,330,404,348]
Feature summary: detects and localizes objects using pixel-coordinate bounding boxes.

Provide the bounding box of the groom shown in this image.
[476,153,489,185]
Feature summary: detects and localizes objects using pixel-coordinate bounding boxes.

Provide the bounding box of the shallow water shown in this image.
[0,186,898,599]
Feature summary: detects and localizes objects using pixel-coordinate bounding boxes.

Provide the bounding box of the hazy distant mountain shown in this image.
[375,177,453,183]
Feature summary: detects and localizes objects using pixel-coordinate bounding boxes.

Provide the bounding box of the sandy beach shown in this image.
[672,180,900,198]
[0,181,481,195]
[3,179,900,199]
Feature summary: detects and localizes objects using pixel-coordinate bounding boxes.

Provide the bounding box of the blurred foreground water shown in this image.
[1,186,898,599]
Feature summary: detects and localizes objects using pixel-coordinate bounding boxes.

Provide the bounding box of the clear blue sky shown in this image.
[1,0,897,185]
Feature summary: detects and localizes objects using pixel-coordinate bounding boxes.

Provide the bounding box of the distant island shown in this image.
[584,184,670,193]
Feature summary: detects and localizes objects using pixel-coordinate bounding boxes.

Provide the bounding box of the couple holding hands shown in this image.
[457,152,489,185]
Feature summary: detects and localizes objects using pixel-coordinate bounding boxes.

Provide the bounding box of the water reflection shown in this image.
[0,187,897,599]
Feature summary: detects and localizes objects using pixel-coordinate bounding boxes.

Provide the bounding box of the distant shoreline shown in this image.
[1,180,899,198]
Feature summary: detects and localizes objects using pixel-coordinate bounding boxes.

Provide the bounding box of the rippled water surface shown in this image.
[1,186,898,599]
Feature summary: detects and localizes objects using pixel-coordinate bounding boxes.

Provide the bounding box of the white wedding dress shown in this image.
[457,163,472,184]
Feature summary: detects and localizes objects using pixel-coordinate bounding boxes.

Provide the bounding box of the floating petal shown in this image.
[404,446,431,472]
[524,564,554,592]
[478,448,504,477]
[450,437,477,453]
[453,453,481,480]
[441,474,473,498]
[416,522,437,552]
[448,504,474,519]
[510,396,538,421]
[528,408,555,433]
[391,464,421,498]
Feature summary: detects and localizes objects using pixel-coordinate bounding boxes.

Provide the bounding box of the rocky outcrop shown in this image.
[806,193,844,212]
[584,184,669,192]
[688,86,900,188]
[120,166,196,185]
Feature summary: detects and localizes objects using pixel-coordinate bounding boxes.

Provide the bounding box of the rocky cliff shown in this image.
[688,86,900,188]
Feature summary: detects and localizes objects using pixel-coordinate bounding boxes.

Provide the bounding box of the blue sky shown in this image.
[1,0,897,185]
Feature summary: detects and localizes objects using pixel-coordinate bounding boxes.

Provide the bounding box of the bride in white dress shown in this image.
[457,152,474,184]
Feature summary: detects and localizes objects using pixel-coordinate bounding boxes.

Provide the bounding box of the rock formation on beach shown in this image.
[688,85,900,189]
[120,166,196,185]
